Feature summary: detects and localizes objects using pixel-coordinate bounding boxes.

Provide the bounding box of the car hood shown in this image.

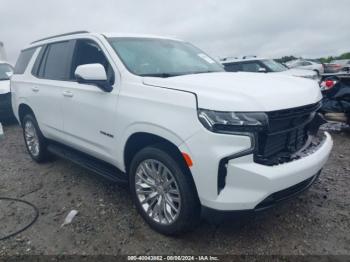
[275,68,317,78]
[0,80,10,95]
[142,72,322,112]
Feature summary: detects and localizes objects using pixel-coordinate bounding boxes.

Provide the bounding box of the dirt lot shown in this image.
[0,123,349,256]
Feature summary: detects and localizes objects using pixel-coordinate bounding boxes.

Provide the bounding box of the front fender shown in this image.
[116,122,186,172]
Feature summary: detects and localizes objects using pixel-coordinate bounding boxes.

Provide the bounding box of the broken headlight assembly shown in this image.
[198,109,268,133]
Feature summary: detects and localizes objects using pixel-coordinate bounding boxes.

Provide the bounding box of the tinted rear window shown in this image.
[224,63,242,72]
[14,48,36,74]
[40,41,72,80]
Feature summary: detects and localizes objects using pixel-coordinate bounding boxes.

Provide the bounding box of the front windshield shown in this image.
[262,60,287,72]
[0,64,13,80]
[108,37,224,77]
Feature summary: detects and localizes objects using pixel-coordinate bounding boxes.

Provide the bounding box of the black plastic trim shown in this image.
[47,142,127,184]
[217,133,256,194]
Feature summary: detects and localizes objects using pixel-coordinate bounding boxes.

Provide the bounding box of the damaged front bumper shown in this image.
[202,131,333,211]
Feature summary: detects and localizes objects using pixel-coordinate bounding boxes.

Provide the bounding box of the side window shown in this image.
[241,62,261,72]
[224,63,242,72]
[32,46,47,77]
[71,39,114,84]
[36,41,73,80]
[302,61,312,66]
[14,48,36,74]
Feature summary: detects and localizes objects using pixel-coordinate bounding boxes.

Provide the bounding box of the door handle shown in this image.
[62,91,74,98]
[32,87,39,92]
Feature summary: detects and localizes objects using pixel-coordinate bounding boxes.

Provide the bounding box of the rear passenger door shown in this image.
[31,41,75,140]
[60,38,118,163]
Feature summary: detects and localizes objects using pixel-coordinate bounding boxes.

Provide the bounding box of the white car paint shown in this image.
[0,79,10,95]
[11,32,332,213]
[75,63,107,81]
[143,72,321,112]
[0,61,12,94]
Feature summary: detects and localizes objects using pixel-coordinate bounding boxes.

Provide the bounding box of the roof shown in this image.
[28,31,183,49]
[102,33,182,41]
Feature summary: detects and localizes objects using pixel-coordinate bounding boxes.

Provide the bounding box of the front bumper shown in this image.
[202,170,321,221]
[180,131,333,211]
[0,92,14,120]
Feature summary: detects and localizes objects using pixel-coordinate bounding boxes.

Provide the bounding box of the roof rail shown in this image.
[220,56,238,61]
[242,55,257,59]
[31,31,90,44]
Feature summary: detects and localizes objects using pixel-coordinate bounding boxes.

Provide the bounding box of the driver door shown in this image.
[61,38,118,163]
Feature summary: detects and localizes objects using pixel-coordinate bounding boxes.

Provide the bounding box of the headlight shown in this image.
[198,109,268,133]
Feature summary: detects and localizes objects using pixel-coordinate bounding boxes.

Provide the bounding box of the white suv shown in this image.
[11,31,333,235]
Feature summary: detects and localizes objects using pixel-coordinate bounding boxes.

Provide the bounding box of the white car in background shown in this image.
[222,57,318,80]
[285,59,324,76]
[0,61,14,120]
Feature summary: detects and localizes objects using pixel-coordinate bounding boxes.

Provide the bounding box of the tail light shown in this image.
[320,79,337,91]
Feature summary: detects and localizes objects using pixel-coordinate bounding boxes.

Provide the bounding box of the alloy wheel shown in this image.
[135,159,181,225]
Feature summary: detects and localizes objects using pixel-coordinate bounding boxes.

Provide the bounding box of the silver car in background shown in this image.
[222,57,318,80]
[285,59,324,76]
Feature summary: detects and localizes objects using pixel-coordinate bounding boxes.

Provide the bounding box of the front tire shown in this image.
[22,114,50,163]
[129,146,200,235]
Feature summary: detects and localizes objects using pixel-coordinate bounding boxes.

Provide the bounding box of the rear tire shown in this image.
[22,114,50,163]
[129,146,200,235]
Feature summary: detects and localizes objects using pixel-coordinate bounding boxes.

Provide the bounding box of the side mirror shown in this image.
[75,64,112,92]
[258,67,267,73]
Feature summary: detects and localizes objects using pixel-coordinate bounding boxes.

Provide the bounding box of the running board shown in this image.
[47,143,128,184]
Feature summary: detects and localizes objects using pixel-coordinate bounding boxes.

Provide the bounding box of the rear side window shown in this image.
[36,41,73,80]
[14,48,36,74]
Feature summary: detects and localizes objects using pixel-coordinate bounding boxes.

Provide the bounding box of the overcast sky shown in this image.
[1,0,349,64]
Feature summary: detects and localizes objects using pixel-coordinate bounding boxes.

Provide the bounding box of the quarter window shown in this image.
[14,48,36,74]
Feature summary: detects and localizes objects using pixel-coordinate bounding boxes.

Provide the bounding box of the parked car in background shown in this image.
[11,31,332,235]
[320,76,350,125]
[0,61,14,121]
[285,59,324,76]
[222,57,318,80]
[324,62,343,73]
[330,59,350,73]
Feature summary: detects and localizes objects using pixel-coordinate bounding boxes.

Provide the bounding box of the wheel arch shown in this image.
[18,103,35,126]
[123,131,200,202]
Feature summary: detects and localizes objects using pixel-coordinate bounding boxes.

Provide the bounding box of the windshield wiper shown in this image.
[139,73,182,78]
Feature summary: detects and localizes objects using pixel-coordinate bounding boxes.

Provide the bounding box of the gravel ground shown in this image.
[0,123,349,256]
